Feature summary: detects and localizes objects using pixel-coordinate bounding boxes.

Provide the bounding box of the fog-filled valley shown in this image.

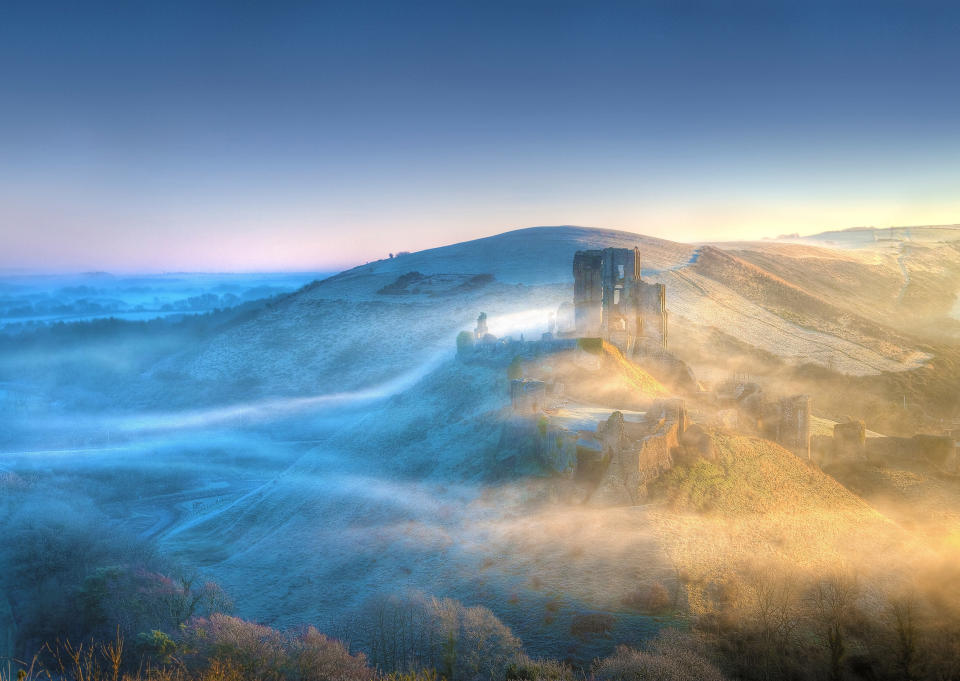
[0,272,328,333]
[4,225,960,680]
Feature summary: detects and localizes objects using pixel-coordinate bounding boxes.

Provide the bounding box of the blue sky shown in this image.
[2,1,959,272]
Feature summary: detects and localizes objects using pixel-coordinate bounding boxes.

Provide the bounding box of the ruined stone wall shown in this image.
[593,418,679,505]
[811,434,834,461]
[524,399,697,504]
[863,434,957,470]
[815,427,959,473]
[556,301,576,335]
[510,379,547,414]
[833,421,867,460]
[600,247,641,336]
[579,405,687,506]
[778,395,811,459]
[459,335,577,367]
[636,281,668,352]
[538,422,578,474]
[572,246,668,354]
[573,250,604,335]
[714,381,811,460]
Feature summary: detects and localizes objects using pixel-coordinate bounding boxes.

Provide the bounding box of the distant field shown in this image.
[0,271,330,331]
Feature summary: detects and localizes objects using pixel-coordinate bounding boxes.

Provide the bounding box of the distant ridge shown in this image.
[796,223,960,246]
[336,225,697,285]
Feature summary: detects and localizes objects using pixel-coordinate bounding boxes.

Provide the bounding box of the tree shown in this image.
[808,569,860,681]
[738,562,802,680]
[350,593,522,680]
[885,589,921,681]
[456,331,474,356]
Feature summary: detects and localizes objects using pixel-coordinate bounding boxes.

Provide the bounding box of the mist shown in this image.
[3,226,960,681]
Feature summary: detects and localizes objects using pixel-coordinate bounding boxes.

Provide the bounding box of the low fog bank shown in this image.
[4,233,960,679]
[0,271,329,332]
[0,304,675,664]
[6,340,960,672]
[5,418,960,676]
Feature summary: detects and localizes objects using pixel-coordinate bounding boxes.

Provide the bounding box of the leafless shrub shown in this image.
[349,593,521,681]
[178,614,371,681]
[505,653,574,681]
[593,629,727,681]
[290,627,373,681]
[569,613,614,640]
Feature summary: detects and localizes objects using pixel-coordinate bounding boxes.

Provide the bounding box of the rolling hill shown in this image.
[3,224,960,661]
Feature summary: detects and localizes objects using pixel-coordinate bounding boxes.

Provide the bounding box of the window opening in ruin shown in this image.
[613,288,621,304]
[617,264,625,279]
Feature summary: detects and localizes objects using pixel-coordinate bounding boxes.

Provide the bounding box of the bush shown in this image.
[593,629,727,681]
[381,671,442,681]
[456,331,474,355]
[505,654,574,681]
[24,622,372,681]
[136,630,179,666]
[622,582,672,614]
[180,615,288,681]
[537,416,548,437]
[351,594,522,681]
[81,567,233,642]
[570,613,614,640]
[0,493,165,654]
[180,615,372,681]
[291,627,373,681]
[378,272,424,295]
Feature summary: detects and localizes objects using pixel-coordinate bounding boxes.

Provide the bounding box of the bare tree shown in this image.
[808,569,860,681]
[885,589,921,681]
[740,562,803,680]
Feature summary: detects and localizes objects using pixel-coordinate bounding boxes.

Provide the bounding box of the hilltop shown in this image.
[119,224,957,411]
[2,223,960,663]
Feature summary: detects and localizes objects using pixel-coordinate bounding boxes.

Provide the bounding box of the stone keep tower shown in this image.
[573,250,604,334]
[573,246,667,353]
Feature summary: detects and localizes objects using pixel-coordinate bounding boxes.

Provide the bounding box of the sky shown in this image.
[1,0,959,272]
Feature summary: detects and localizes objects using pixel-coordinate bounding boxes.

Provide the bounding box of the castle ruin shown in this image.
[572,247,667,354]
[462,244,832,504]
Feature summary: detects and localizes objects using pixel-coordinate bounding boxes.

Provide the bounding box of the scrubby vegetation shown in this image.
[455,331,474,355]
[7,583,960,681]
[5,456,960,681]
[5,228,960,681]
[377,272,426,295]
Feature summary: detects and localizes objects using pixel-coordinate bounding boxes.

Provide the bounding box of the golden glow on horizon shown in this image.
[2,195,960,272]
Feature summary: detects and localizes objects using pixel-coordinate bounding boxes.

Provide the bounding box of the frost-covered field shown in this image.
[3,225,959,663]
[0,271,329,332]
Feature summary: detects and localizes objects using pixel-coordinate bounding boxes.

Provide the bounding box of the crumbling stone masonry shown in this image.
[714,379,812,459]
[510,379,547,414]
[812,422,959,473]
[833,420,867,460]
[572,247,667,354]
[863,434,955,467]
[777,395,812,460]
[573,399,689,505]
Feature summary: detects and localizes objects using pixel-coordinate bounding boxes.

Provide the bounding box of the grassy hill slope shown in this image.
[650,433,915,616]
[658,433,869,515]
